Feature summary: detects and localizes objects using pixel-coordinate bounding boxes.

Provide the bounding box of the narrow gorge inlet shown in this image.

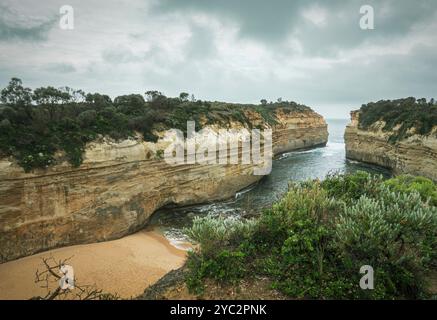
[1,0,437,306]
[150,118,391,247]
[0,118,392,299]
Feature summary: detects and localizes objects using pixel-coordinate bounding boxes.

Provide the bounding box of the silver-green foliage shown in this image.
[336,188,436,251]
[184,215,257,255]
[184,173,437,298]
[335,186,437,291]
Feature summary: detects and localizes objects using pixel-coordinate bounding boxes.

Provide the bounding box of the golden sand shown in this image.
[0,229,187,299]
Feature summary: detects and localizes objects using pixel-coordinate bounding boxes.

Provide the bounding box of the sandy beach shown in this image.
[0,229,187,299]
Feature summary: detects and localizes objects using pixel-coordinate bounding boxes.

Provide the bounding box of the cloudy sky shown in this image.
[0,0,436,118]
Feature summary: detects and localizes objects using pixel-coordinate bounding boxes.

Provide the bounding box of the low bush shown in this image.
[320,171,383,202]
[185,249,247,295]
[184,216,257,257]
[184,172,437,299]
[335,189,437,298]
[184,216,256,293]
[384,175,437,206]
[358,97,437,143]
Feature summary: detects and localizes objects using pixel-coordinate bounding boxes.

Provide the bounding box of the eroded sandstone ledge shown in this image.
[345,111,437,181]
[0,110,328,263]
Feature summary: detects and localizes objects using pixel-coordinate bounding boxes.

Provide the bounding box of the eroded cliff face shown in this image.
[345,111,437,181]
[0,110,327,263]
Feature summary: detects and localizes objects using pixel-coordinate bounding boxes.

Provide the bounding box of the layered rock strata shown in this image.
[0,110,328,262]
[345,111,437,181]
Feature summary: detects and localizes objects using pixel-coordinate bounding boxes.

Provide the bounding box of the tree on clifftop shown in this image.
[0,78,32,107]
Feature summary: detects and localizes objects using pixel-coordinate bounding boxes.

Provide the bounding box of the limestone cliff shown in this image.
[0,110,328,263]
[345,111,437,181]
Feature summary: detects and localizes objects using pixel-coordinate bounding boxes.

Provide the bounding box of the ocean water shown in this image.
[149,119,391,246]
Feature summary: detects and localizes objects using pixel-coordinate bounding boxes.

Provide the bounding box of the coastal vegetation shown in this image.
[358,97,437,143]
[0,78,310,171]
[184,172,437,299]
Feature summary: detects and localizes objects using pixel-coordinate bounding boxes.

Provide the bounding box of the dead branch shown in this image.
[32,254,119,300]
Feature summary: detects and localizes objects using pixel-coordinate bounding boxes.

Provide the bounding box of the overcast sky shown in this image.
[1,0,436,118]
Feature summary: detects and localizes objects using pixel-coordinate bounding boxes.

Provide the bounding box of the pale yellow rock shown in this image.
[345,111,437,181]
[0,110,328,263]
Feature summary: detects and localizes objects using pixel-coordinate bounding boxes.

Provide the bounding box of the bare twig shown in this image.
[33,255,119,300]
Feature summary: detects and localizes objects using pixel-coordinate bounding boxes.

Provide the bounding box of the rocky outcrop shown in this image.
[345,111,437,181]
[0,110,328,263]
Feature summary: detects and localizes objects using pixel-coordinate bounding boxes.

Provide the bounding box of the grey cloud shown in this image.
[185,23,217,60]
[155,0,437,55]
[290,43,437,108]
[1,0,436,119]
[44,63,76,73]
[101,47,144,64]
[301,0,437,57]
[154,0,304,43]
[0,4,56,41]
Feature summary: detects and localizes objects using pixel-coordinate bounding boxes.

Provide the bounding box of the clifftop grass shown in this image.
[357,97,437,143]
[0,78,312,171]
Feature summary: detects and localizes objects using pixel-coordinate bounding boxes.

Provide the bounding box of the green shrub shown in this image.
[254,106,278,126]
[154,149,164,160]
[385,175,437,206]
[184,216,256,257]
[253,182,340,249]
[184,172,437,299]
[0,78,312,171]
[252,182,353,298]
[321,171,383,202]
[184,216,257,294]
[358,98,437,143]
[185,249,247,295]
[335,189,437,298]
